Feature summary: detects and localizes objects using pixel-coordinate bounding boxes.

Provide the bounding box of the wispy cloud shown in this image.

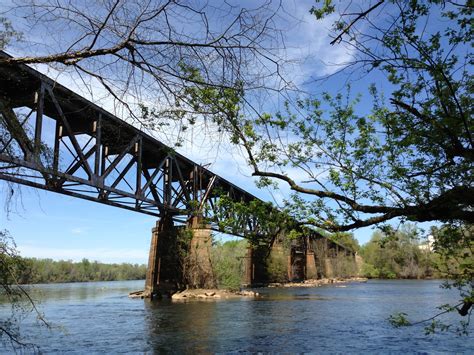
[70,227,85,235]
[280,2,355,86]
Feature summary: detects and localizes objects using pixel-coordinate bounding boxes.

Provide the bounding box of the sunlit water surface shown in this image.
[1,280,472,353]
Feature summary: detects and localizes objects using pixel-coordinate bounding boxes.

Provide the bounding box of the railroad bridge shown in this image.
[0,51,358,297]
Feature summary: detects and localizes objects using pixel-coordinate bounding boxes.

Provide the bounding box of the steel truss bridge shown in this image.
[0,51,351,253]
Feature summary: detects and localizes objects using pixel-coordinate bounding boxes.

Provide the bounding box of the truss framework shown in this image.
[0,51,352,252]
[0,52,268,235]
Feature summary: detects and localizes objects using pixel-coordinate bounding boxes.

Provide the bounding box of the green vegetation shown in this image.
[265,247,288,283]
[1,230,48,350]
[0,0,472,338]
[359,223,473,287]
[11,258,147,284]
[328,232,360,253]
[359,225,436,279]
[211,239,247,290]
[379,223,473,335]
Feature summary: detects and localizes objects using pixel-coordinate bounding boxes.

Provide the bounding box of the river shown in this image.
[1,279,472,353]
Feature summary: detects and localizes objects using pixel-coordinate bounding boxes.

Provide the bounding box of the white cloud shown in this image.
[279,2,355,86]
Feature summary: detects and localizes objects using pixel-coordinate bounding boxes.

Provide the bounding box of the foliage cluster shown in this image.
[181,0,473,234]
[431,223,473,323]
[360,223,472,286]
[0,230,48,350]
[211,239,248,290]
[359,225,436,279]
[328,232,360,253]
[361,222,472,333]
[332,254,359,278]
[265,247,289,283]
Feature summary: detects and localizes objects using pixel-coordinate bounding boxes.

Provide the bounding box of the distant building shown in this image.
[419,235,435,252]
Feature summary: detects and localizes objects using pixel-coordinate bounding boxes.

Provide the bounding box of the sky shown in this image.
[0,1,436,264]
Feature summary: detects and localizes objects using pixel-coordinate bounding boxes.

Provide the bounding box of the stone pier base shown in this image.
[305,251,318,279]
[324,257,334,279]
[187,223,216,289]
[144,217,181,299]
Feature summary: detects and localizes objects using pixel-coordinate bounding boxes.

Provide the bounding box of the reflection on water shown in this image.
[0,280,473,353]
[0,280,145,304]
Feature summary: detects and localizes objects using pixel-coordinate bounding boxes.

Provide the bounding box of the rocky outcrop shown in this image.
[171,289,259,301]
[268,277,368,288]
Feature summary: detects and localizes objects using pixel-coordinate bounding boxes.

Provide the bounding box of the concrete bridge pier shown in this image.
[186,216,216,289]
[243,246,254,286]
[305,237,318,280]
[144,215,181,299]
[289,240,305,281]
[324,241,336,279]
[143,216,217,299]
[243,244,269,286]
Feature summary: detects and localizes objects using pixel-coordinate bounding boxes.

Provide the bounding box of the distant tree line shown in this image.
[358,224,471,280]
[12,258,147,284]
[5,224,469,285]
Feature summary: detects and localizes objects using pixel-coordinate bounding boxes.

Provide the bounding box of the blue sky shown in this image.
[1,1,439,264]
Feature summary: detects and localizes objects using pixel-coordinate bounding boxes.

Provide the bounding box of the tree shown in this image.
[387,222,472,335]
[207,0,473,232]
[360,224,434,279]
[0,1,288,348]
[0,230,49,350]
[1,1,470,249]
[329,232,360,253]
[211,239,247,290]
[179,0,473,327]
[0,0,289,134]
[0,0,471,333]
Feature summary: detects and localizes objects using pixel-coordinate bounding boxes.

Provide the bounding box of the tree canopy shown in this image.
[215,0,473,232]
[2,1,470,230]
[0,0,288,134]
[0,0,472,337]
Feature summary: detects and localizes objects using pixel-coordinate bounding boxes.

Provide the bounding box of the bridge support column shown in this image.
[289,248,305,281]
[187,217,216,289]
[305,250,318,280]
[324,257,334,279]
[304,236,317,280]
[355,252,363,276]
[243,246,254,286]
[243,244,269,286]
[144,216,181,299]
[288,237,306,282]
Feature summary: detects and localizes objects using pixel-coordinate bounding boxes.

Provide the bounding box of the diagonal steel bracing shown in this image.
[0,51,267,236]
[0,51,354,253]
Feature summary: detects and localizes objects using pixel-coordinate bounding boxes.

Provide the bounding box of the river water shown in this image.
[1,279,472,353]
